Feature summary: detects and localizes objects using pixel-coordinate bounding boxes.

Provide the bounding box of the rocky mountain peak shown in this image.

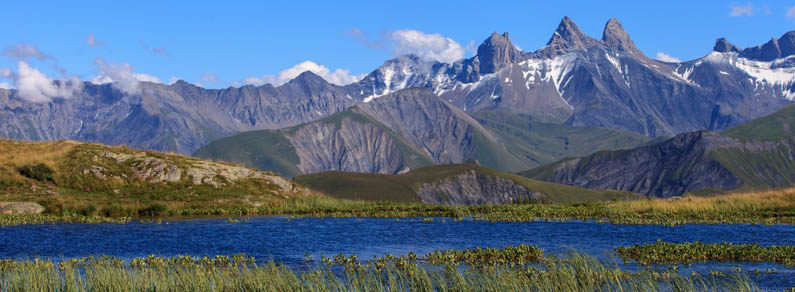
[713,38,740,53]
[289,70,328,85]
[601,18,639,54]
[779,31,795,58]
[546,16,598,51]
[476,31,522,74]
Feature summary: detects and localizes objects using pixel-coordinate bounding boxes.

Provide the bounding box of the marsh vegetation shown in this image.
[0,250,761,292]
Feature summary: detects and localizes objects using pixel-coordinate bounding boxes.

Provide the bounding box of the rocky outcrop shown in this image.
[87,148,299,190]
[476,32,523,74]
[416,170,541,205]
[713,38,740,53]
[0,202,45,214]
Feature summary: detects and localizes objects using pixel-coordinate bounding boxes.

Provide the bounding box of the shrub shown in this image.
[138,203,169,216]
[17,163,55,182]
[36,198,65,215]
[101,205,131,217]
[78,204,98,216]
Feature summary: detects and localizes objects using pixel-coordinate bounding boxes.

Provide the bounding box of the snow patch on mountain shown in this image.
[701,52,795,100]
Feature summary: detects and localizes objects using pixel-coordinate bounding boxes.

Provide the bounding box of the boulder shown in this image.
[0,202,45,214]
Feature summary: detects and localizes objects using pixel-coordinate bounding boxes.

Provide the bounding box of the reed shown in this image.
[0,251,760,292]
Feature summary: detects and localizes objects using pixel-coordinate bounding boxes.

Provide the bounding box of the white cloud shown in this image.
[0,82,11,89]
[729,3,754,17]
[15,61,81,102]
[655,52,681,63]
[389,29,465,64]
[2,43,51,61]
[92,57,160,95]
[133,73,161,83]
[168,77,181,85]
[87,33,104,47]
[243,60,364,86]
[787,6,795,20]
[201,72,219,84]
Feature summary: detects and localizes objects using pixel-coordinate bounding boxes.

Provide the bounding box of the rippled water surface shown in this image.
[1,217,794,290]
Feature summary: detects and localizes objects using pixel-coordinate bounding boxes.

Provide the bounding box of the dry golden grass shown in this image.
[0,139,79,166]
[611,187,795,212]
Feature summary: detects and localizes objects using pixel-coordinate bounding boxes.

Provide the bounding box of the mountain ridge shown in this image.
[0,17,792,158]
[521,104,795,197]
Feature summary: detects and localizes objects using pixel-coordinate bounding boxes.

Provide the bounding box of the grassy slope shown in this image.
[296,164,638,204]
[0,139,303,216]
[194,129,303,177]
[722,104,795,141]
[471,111,650,168]
[712,103,795,190]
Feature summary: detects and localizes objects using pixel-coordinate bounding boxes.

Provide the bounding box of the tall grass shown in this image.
[0,252,760,292]
[611,187,795,213]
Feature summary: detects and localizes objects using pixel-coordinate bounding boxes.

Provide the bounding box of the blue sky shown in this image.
[0,0,793,89]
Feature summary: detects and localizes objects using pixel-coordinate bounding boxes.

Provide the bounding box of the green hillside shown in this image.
[722,104,795,141]
[713,103,795,190]
[295,164,639,204]
[194,129,303,177]
[471,111,650,168]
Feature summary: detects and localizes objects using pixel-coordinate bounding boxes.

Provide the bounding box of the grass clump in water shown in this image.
[617,240,795,266]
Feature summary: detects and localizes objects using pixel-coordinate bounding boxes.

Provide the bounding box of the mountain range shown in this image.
[1,17,793,182]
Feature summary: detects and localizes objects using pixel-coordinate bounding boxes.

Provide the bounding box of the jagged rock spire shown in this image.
[536,16,597,57]
[546,16,598,51]
[740,38,781,62]
[713,38,740,53]
[601,18,639,54]
[476,32,522,74]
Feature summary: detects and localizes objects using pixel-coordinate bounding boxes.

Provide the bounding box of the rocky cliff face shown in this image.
[356,88,494,164]
[285,116,410,174]
[416,169,541,205]
[282,88,525,174]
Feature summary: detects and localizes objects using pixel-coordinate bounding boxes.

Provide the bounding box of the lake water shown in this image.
[1,217,794,290]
